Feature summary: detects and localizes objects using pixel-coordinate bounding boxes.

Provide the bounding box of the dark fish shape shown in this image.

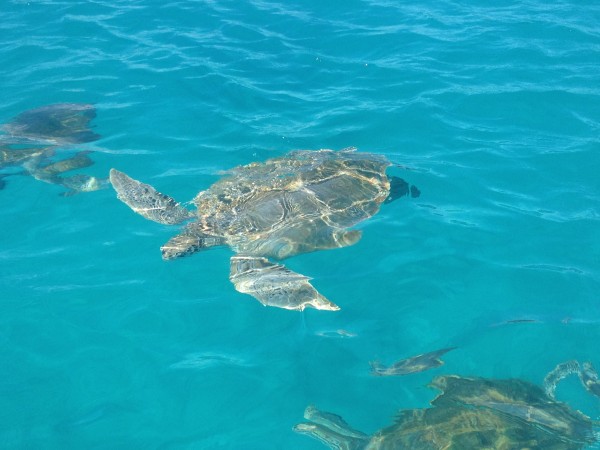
[503,318,541,324]
[370,347,456,376]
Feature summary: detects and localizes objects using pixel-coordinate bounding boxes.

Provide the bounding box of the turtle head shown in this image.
[302,294,341,311]
[292,423,352,449]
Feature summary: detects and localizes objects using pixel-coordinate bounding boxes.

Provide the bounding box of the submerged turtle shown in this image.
[0,103,107,194]
[295,374,597,449]
[109,148,418,311]
[1,103,100,145]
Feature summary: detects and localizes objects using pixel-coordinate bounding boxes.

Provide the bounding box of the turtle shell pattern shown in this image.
[190,149,391,259]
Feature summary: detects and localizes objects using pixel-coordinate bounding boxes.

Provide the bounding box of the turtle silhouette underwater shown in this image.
[1,102,100,145]
[0,103,107,195]
[295,374,598,449]
[109,148,419,311]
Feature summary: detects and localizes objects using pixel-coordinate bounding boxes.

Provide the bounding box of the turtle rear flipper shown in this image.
[109,169,194,225]
[543,360,581,399]
[229,256,340,311]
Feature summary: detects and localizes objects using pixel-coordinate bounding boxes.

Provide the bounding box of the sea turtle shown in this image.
[0,103,107,194]
[1,103,100,145]
[370,347,456,376]
[109,148,419,311]
[295,374,597,449]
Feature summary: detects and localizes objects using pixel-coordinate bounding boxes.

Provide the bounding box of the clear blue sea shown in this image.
[1,0,599,448]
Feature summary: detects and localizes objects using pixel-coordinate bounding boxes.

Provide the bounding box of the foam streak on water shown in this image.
[1,0,599,448]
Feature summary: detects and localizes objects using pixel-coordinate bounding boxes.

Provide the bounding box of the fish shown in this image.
[370,347,457,376]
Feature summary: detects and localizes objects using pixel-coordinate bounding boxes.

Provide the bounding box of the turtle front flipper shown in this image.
[229,256,340,311]
[293,405,369,449]
[35,150,94,177]
[161,225,225,260]
[544,360,600,400]
[109,169,194,225]
[543,360,581,399]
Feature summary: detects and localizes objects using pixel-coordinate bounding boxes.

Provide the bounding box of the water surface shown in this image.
[1,0,599,448]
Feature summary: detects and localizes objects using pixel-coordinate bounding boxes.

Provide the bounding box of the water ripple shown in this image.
[2,0,599,448]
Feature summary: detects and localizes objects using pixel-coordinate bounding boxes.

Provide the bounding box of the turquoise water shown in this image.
[1,0,599,448]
